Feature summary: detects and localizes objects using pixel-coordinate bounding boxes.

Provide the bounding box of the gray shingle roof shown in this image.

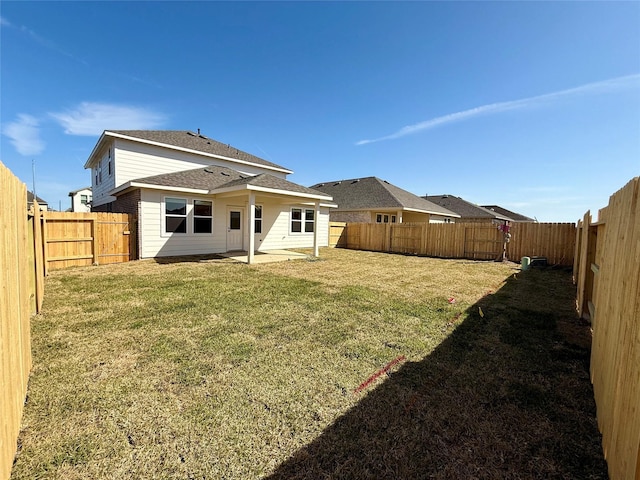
[126,165,331,199]
[27,191,48,205]
[424,195,512,221]
[107,130,290,172]
[481,205,535,222]
[310,177,459,217]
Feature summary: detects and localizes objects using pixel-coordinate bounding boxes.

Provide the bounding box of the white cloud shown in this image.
[0,16,12,27]
[356,74,640,145]
[2,114,45,156]
[50,102,167,136]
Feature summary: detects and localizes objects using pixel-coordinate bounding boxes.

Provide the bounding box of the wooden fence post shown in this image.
[91,218,98,265]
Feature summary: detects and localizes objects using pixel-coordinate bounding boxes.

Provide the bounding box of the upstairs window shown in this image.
[80,195,89,205]
[165,197,187,233]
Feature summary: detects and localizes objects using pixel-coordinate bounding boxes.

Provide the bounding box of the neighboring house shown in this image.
[423,195,513,224]
[84,130,334,262]
[481,205,535,222]
[27,191,48,211]
[310,177,460,223]
[68,187,92,212]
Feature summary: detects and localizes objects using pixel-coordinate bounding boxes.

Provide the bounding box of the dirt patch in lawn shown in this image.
[11,248,606,479]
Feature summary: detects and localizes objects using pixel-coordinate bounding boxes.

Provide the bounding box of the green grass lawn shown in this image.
[11,248,607,479]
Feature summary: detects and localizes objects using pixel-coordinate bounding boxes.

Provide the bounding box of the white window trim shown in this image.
[375,213,394,224]
[254,204,263,234]
[163,196,188,236]
[193,199,213,235]
[290,207,315,235]
[162,196,215,237]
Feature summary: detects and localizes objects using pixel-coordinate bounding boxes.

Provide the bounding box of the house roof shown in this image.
[68,186,92,195]
[481,205,535,222]
[27,191,48,205]
[111,165,333,202]
[310,177,460,217]
[424,195,512,221]
[84,130,292,175]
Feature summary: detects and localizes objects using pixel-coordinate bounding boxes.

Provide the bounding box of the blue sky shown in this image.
[1,1,638,221]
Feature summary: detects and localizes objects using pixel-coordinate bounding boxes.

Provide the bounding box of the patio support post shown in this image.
[313,201,320,257]
[397,210,403,224]
[248,191,255,264]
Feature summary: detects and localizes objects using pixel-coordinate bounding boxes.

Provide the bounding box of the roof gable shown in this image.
[85,130,291,174]
[311,177,459,217]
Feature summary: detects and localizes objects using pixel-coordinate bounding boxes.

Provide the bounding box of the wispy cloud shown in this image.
[356,74,640,145]
[2,114,45,156]
[50,102,167,136]
[1,15,87,65]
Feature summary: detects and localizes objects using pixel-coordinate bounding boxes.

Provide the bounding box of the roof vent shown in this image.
[204,167,216,173]
[333,182,341,186]
[351,179,360,184]
[187,131,196,136]
[383,180,389,184]
[220,171,230,176]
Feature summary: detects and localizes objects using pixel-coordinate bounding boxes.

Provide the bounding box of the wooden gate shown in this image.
[40,211,135,273]
[463,224,503,260]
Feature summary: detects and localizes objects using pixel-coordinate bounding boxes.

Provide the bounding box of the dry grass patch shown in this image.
[11,248,606,479]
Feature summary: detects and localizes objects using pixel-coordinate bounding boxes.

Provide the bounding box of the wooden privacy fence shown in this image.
[574,177,639,480]
[37,210,135,273]
[332,221,576,265]
[0,162,34,480]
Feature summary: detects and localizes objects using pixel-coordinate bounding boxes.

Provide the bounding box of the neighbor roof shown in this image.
[481,205,535,222]
[424,195,512,221]
[111,165,333,202]
[84,130,292,174]
[27,191,48,205]
[310,177,460,217]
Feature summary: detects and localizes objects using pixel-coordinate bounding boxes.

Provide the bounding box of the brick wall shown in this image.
[330,211,371,223]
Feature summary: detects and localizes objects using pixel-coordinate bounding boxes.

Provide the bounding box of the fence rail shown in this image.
[332,221,576,265]
[576,177,639,480]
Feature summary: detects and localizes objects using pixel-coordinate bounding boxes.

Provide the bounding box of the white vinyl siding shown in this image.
[139,190,331,258]
[141,190,222,258]
[256,202,330,251]
[91,144,117,207]
[114,139,286,189]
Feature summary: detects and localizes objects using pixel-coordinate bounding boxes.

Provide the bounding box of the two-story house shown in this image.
[68,187,92,212]
[84,130,334,262]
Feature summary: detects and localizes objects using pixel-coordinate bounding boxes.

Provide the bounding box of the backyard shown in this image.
[11,248,607,479]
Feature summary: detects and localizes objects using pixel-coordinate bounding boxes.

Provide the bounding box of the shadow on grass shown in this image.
[266,267,608,480]
[152,254,228,264]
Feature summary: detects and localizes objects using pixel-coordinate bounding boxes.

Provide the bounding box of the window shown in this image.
[165,197,187,233]
[305,209,314,232]
[108,160,112,176]
[193,200,212,234]
[375,213,394,224]
[291,208,314,233]
[229,211,241,230]
[254,205,262,234]
[80,194,89,205]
